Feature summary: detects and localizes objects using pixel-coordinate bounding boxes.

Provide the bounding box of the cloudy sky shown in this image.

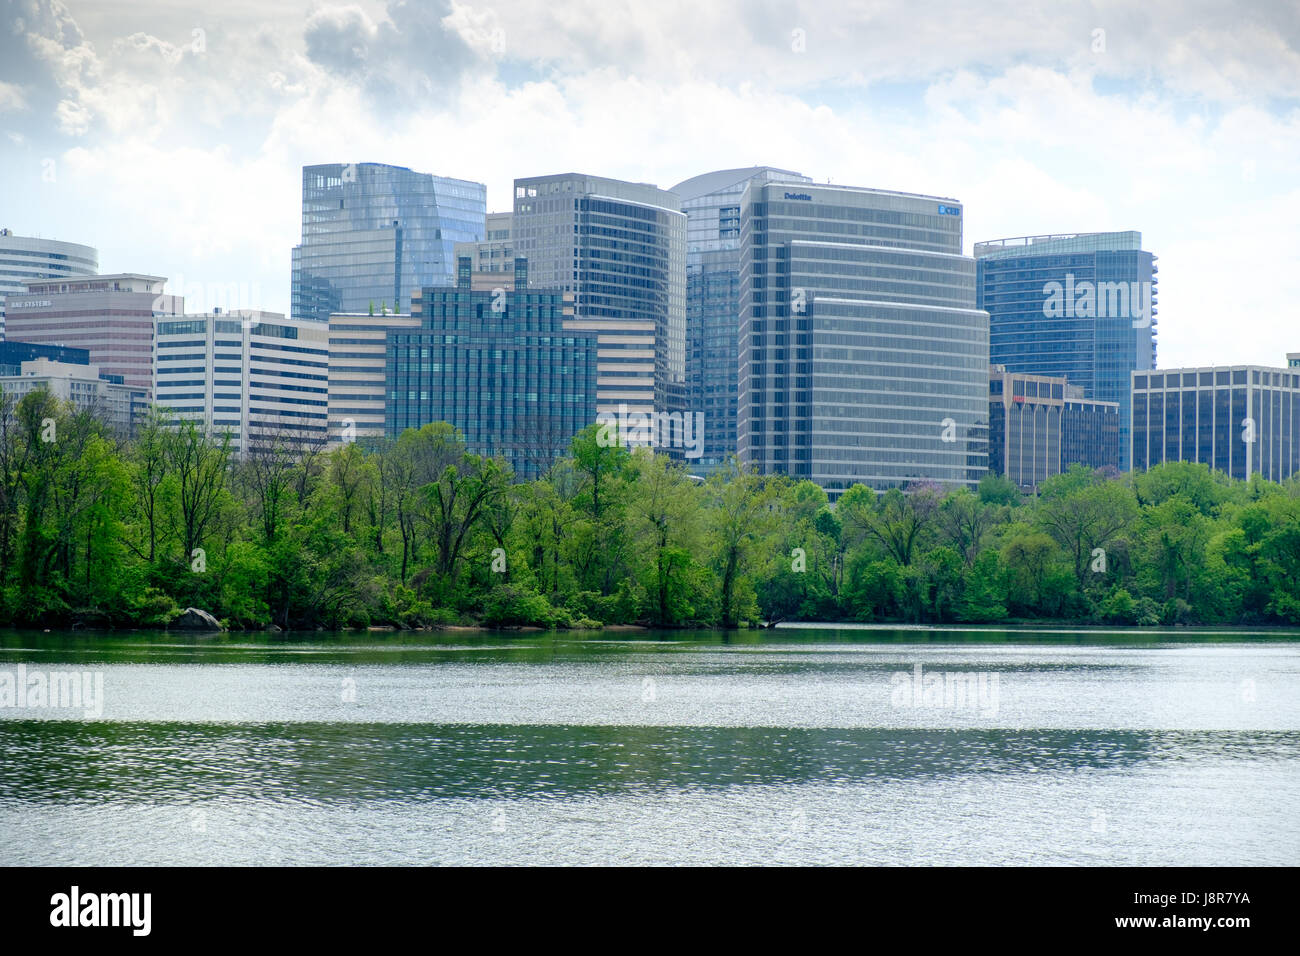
[2,0,1298,367]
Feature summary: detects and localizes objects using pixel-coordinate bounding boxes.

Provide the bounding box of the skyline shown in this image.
[3,0,1299,371]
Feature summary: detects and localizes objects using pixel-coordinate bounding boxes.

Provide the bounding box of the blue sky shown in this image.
[2,0,1298,368]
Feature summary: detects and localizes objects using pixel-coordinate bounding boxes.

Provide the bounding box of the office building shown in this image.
[0,357,145,434]
[5,274,181,393]
[453,212,513,275]
[291,163,486,323]
[988,366,1119,489]
[737,181,988,496]
[975,231,1157,470]
[512,173,685,421]
[386,257,597,479]
[328,310,419,445]
[671,167,811,471]
[1131,357,1300,482]
[0,229,99,339]
[154,310,329,456]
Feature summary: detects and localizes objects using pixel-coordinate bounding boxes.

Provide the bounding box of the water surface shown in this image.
[2,626,1297,865]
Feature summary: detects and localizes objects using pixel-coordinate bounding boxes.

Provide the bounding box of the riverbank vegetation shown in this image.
[2,388,1299,629]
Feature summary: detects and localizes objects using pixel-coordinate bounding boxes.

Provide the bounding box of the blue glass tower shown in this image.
[386,258,599,480]
[671,167,810,472]
[975,231,1157,470]
[292,163,486,322]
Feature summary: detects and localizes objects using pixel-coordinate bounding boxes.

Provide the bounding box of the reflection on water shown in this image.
[1,627,1298,865]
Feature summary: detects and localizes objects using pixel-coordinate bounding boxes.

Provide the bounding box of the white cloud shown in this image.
[0,81,27,111]
[2,0,1298,371]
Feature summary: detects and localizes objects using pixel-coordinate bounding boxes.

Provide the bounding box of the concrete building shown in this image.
[453,211,513,275]
[1131,357,1300,482]
[737,180,989,496]
[670,167,811,472]
[154,310,329,457]
[0,228,99,339]
[328,310,419,445]
[512,173,685,422]
[5,274,181,394]
[0,357,145,434]
[975,232,1157,470]
[386,257,597,479]
[988,366,1119,490]
[292,163,486,322]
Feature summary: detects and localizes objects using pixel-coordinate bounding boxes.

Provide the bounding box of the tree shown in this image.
[706,460,772,626]
[129,408,172,563]
[844,483,942,567]
[628,451,710,626]
[1035,467,1138,585]
[939,488,995,565]
[164,420,232,567]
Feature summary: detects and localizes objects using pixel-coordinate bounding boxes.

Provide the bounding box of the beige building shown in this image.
[327,311,418,445]
[0,357,146,434]
[5,273,181,395]
[454,211,513,275]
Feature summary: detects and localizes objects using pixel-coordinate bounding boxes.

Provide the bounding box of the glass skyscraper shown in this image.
[737,182,989,496]
[671,167,810,472]
[974,231,1157,470]
[511,173,685,420]
[291,163,486,323]
[386,258,598,480]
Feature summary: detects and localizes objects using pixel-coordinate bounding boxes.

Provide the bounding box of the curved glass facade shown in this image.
[291,163,485,322]
[0,230,99,339]
[738,183,988,496]
[512,174,684,419]
[673,167,811,472]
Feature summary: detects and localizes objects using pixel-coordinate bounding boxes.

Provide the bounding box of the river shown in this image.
[1,625,1297,865]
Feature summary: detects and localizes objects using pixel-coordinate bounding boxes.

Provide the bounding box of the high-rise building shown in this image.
[671,167,811,471]
[0,357,145,434]
[0,229,99,340]
[291,163,486,323]
[988,365,1119,489]
[737,181,988,496]
[386,257,598,479]
[5,274,181,394]
[453,212,513,275]
[511,173,685,421]
[327,309,418,445]
[1131,358,1300,482]
[153,310,329,456]
[975,231,1157,470]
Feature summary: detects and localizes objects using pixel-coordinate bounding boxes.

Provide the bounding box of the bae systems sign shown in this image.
[784,191,812,200]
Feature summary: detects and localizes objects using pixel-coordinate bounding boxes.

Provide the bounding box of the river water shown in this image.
[1,626,1297,865]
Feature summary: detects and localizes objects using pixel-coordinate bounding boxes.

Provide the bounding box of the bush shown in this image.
[1162,598,1196,626]
[1098,587,1137,624]
[1134,597,1163,627]
[481,584,567,628]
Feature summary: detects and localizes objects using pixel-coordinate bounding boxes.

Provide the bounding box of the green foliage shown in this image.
[0,390,1296,632]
